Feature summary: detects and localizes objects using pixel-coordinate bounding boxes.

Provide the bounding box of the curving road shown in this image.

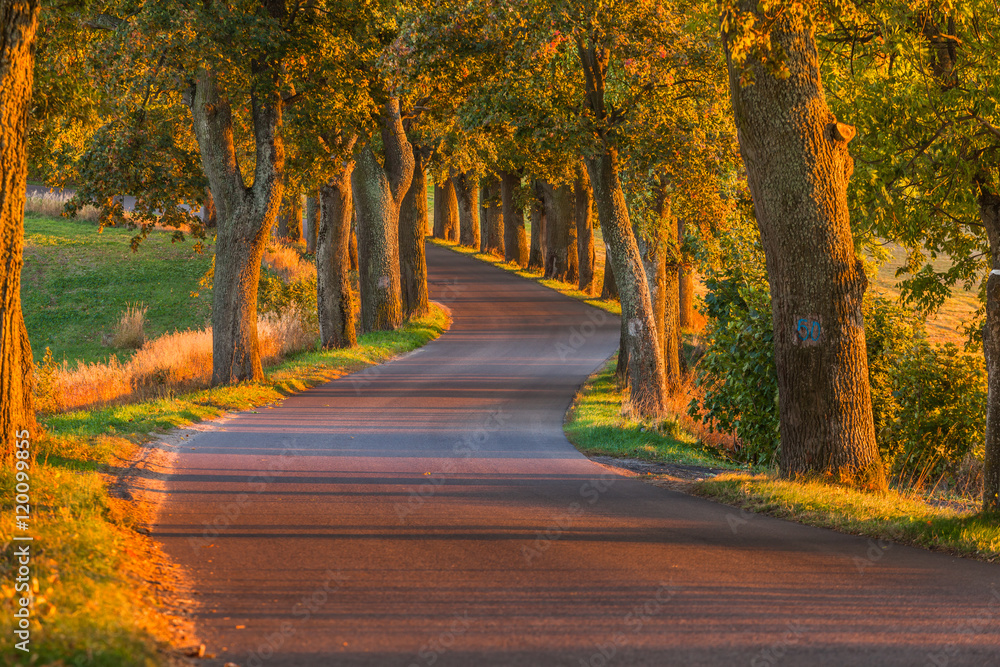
[154,244,999,667]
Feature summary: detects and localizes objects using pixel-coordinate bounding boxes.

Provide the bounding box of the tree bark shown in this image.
[434,176,459,242]
[501,171,529,267]
[455,172,480,249]
[304,194,319,253]
[317,164,356,349]
[542,181,572,282]
[277,190,302,242]
[655,185,681,389]
[349,214,358,273]
[482,174,504,256]
[677,217,695,329]
[528,180,546,271]
[585,150,667,417]
[601,244,619,300]
[351,96,413,333]
[399,145,430,319]
[575,165,596,294]
[187,70,284,386]
[204,186,217,229]
[567,199,579,283]
[724,4,883,487]
[981,191,1000,511]
[0,0,40,459]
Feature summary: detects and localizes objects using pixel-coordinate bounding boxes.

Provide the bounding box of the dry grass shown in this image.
[38,310,317,414]
[264,242,316,283]
[25,190,100,222]
[107,303,148,349]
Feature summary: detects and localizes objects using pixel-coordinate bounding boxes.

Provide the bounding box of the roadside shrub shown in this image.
[688,273,779,466]
[34,347,63,414]
[886,342,986,488]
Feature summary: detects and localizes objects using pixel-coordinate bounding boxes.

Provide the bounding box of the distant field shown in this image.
[20,215,213,365]
[869,244,980,345]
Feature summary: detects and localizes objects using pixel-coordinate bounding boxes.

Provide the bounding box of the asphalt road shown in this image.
[153,243,1000,667]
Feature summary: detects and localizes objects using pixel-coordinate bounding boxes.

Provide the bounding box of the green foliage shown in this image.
[864,295,923,451]
[689,271,779,466]
[258,269,317,319]
[887,343,987,485]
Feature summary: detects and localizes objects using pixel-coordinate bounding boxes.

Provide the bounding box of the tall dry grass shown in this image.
[263,242,316,283]
[38,309,316,414]
[108,303,148,349]
[25,191,101,222]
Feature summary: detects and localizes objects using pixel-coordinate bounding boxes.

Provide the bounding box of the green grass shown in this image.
[564,358,741,469]
[21,215,213,364]
[693,473,1000,562]
[428,237,620,316]
[0,306,449,665]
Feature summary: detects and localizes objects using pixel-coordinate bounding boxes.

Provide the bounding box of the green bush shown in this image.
[886,342,986,485]
[688,272,779,465]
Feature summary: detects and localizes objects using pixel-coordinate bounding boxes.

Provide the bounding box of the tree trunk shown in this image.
[501,171,529,267]
[724,4,883,487]
[576,165,596,294]
[434,176,459,242]
[349,214,358,273]
[585,150,667,417]
[187,70,284,385]
[482,174,504,256]
[0,0,40,459]
[542,181,572,282]
[677,217,695,328]
[981,191,1000,511]
[399,145,430,319]
[277,191,302,242]
[351,96,413,333]
[567,199,579,284]
[528,180,546,271]
[318,164,357,349]
[655,185,681,389]
[601,245,619,300]
[305,194,319,253]
[455,172,480,249]
[204,186,217,229]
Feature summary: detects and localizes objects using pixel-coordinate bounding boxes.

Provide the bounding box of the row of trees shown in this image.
[3,0,999,510]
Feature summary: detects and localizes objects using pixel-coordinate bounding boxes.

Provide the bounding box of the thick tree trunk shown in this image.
[541,181,572,282]
[576,166,596,294]
[981,191,1000,511]
[455,172,480,249]
[586,150,667,417]
[351,97,414,333]
[433,182,444,239]
[188,70,284,385]
[434,177,459,242]
[317,165,356,348]
[482,175,504,256]
[501,171,529,267]
[304,194,319,253]
[0,0,40,458]
[724,5,883,487]
[677,217,695,328]
[528,180,546,271]
[399,146,430,319]
[601,245,619,300]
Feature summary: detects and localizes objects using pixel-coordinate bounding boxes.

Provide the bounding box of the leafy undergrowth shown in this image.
[0,306,449,665]
[428,237,621,316]
[564,358,740,470]
[692,473,1000,562]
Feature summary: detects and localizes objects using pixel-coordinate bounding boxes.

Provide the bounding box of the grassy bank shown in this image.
[692,474,999,562]
[21,215,213,365]
[0,306,449,665]
[564,357,1000,562]
[565,358,740,470]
